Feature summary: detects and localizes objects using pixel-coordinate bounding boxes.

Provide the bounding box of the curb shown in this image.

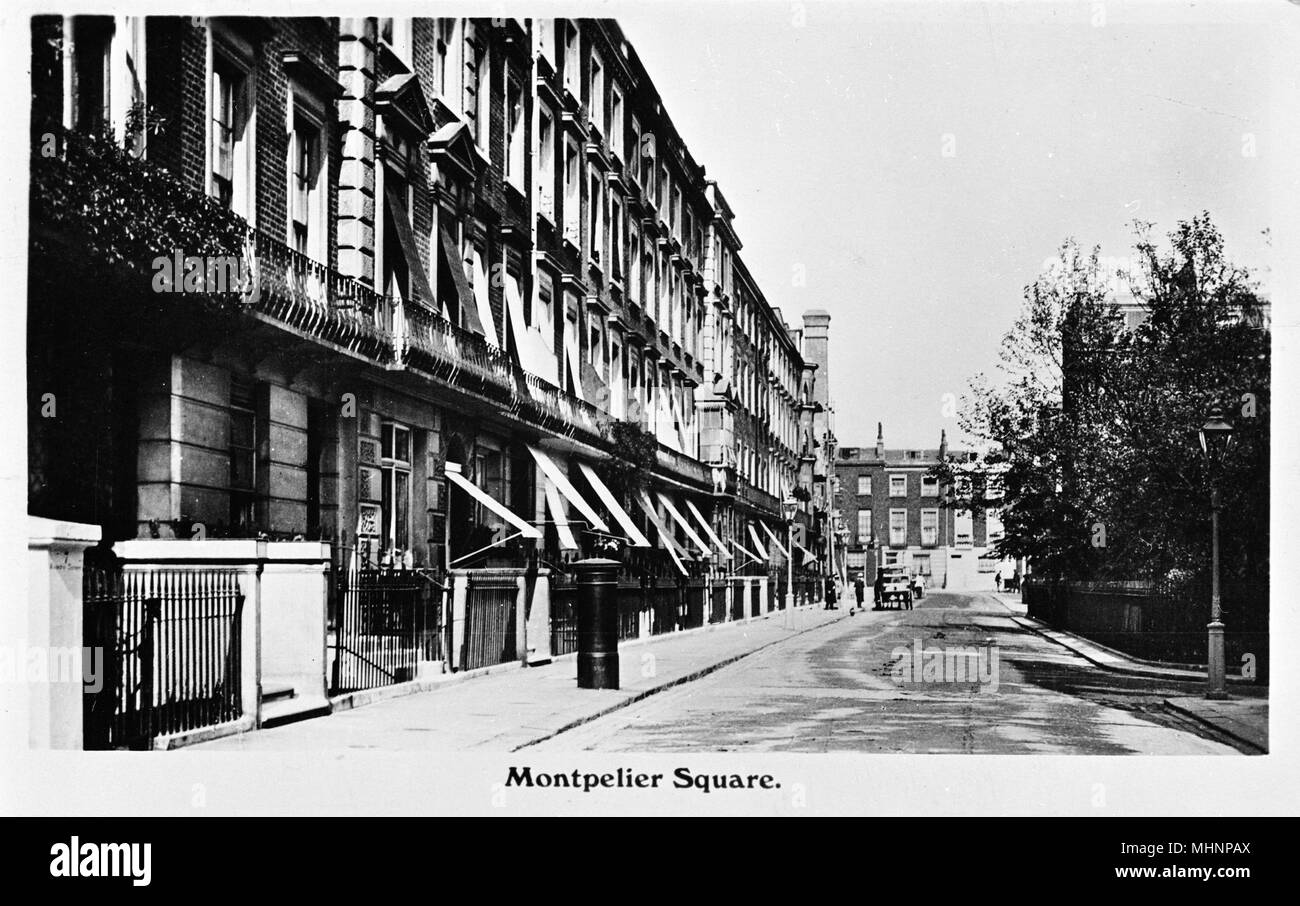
[1162,699,1267,754]
[511,610,848,751]
[1008,615,1255,684]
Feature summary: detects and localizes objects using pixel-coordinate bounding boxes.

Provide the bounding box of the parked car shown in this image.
[911,573,926,600]
[875,567,913,610]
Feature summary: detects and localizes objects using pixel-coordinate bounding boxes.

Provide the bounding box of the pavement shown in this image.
[195,604,847,753]
[986,590,1268,753]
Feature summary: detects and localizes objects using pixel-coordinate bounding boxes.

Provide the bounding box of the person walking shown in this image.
[824,575,837,610]
[994,570,1003,593]
[853,573,865,613]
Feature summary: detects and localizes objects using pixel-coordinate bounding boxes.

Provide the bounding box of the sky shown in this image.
[617,0,1290,450]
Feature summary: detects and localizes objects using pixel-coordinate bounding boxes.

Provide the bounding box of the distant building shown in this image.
[832,425,1014,590]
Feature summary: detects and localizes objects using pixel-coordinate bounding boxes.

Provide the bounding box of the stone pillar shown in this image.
[26,517,102,749]
[525,569,553,666]
[450,571,469,671]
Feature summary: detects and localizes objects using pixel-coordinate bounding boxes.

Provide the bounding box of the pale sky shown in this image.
[618,0,1289,449]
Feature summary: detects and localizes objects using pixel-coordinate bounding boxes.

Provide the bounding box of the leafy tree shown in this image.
[937,214,1268,589]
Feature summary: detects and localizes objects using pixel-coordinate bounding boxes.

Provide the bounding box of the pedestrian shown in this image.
[994,571,1002,593]
[824,575,837,610]
[1012,566,1021,594]
[854,573,865,613]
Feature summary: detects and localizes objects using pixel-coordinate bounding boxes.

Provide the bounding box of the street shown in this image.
[531,591,1243,755]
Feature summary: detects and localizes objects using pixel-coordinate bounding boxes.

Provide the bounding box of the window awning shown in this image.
[656,493,711,556]
[683,499,732,560]
[445,462,541,539]
[543,479,579,551]
[383,180,436,306]
[468,246,500,348]
[794,541,818,567]
[634,491,689,577]
[528,445,609,533]
[578,462,651,547]
[759,521,791,558]
[746,523,771,561]
[437,225,485,336]
[730,538,765,563]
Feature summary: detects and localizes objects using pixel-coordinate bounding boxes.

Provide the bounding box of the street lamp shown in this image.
[783,496,798,627]
[1198,408,1235,699]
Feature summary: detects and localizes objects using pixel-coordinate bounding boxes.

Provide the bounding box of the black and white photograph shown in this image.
[3,0,1298,842]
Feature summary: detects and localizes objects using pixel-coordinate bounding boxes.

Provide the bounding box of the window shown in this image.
[434,19,458,99]
[857,475,871,496]
[588,312,605,376]
[535,18,554,65]
[210,58,247,211]
[229,377,257,531]
[465,27,489,148]
[670,183,681,238]
[913,554,932,577]
[563,136,580,245]
[505,75,524,188]
[563,21,579,95]
[889,509,907,547]
[589,53,604,133]
[986,508,1005,544]
[889,474,907,497]
[954,509,973,546]
[630,116,641,182]
[535,271,555,354]
[857,509,871,542]
[378,18,412,64]
[536,104,555,221]
[72,16,113,133]
[921,508,939,546]
[381,166,410,302]
[288,112,322,258]
[588,167,604,266]
[628,224,641,306]
[657,164,668,212]
[381,423,412,556]
[921,475,939,497]
[610,85,624,159]
[609,195,622,281]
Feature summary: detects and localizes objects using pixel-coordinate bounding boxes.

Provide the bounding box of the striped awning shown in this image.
[746,523,771,561]
[543,479,579,551]
[445,462,542,539]
[657,493,711,556]
[634,491,689,577]
[577,462,652,547]
[683,499,732,560]
[528,445,609,533]
[730,537,765,563]
[759,521,791,558]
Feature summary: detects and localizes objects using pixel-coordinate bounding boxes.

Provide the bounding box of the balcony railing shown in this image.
[251,229,394,363]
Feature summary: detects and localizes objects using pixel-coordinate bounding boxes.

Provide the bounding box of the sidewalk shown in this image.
[1005,608,1268,753]
[196,605,847,753]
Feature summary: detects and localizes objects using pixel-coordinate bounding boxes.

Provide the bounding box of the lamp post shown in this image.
[1198,409,1235,700]
[783,497,798,628]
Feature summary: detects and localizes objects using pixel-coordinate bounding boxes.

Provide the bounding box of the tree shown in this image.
[938,214,1268,587]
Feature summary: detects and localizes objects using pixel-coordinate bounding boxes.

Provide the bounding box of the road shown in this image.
[531,591,1241,754]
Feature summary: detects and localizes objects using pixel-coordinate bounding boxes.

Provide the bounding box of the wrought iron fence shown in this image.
[462,574,518,671]
[83,553,244,750]
[331,566,443,695]
[617,582,644,641]
[550,577,579,657]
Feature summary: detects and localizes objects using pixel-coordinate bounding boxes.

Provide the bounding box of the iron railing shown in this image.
[83,555,244,750]
[550,577,579,657]
[331,566,443,695]
[462,574,517,670]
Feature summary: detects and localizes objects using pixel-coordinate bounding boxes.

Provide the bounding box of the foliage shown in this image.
[597,420,660,507]
[936,214,1269,585]
[30,121,250,316]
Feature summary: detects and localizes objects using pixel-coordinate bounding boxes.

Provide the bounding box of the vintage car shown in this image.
[875,567,913,610]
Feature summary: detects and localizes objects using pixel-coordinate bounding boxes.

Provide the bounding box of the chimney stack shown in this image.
[875,422,885,459]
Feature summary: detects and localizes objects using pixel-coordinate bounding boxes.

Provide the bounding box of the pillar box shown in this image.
[574,558,621,690]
